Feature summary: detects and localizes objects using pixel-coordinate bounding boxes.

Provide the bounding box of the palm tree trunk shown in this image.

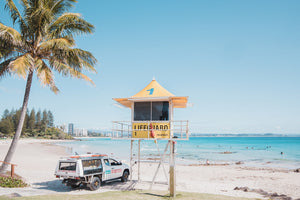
[0,70,34,174]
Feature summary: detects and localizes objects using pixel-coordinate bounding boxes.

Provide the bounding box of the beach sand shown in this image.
[0,139,299,199]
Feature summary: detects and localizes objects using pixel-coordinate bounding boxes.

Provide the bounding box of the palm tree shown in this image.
[0,0,97,173]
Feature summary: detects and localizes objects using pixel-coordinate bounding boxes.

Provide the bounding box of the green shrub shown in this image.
[0,176,28,188]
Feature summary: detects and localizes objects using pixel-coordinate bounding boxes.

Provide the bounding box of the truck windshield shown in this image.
[59,162,76,171]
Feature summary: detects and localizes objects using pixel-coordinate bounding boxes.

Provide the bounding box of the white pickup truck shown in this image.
[54,154,130,190]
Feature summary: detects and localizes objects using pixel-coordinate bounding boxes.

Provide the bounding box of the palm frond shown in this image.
[38,37,74,52]
[0,58,15,79]
[49,13,94,38]
[20,0,29,10]
[8,53,33,79]
[5,0,23,24]
[0,23,23,46]
[35,58,59,93]
[0,34,15,60]
[0,46,17,61]
[69,48,97,72]
[49,58,94,85]
[5,0,28,35]
[49,0,77,17]
[29,5,54,41]
[49,47,97,72]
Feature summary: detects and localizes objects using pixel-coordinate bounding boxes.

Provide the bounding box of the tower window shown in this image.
[134,101,169,121]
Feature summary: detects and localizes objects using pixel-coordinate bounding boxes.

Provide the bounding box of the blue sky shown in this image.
[1,0,300,134]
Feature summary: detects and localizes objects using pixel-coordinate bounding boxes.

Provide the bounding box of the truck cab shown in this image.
[54,154,130,190]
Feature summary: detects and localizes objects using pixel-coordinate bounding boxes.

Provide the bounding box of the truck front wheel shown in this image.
[121,170,129,182]
[89,177,101,191]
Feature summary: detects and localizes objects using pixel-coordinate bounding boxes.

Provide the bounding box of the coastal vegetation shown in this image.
[0,108,72,139]
[0,0,97,173]
[0,175,28,188]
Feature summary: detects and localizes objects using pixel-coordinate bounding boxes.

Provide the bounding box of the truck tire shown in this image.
[121,170,129,182]
[89,177,101,191]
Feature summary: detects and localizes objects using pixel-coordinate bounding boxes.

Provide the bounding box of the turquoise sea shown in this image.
[58,137,300,169]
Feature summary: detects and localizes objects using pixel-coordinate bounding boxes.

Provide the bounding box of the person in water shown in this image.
[206,159,210,165]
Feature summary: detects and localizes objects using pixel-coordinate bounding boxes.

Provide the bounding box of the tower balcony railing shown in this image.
[112,120,189,140]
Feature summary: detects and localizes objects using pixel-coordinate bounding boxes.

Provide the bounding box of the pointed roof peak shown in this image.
[131,79,174,98]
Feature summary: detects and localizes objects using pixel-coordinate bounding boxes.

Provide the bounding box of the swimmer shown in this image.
[206,159,210,165]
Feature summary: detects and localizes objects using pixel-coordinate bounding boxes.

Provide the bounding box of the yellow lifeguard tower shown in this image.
[112,79,189,197]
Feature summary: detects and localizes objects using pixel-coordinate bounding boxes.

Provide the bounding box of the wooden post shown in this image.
[170,140,176,197]
[138,139,141,182]
[130,140,133,181]
[0,161,16,177]
[11,164,15,177]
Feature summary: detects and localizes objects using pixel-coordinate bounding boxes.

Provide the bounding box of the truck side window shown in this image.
[59,162,76,171]
[82,159,103,175]
[104,159,110,166]
[95,159,102,169]
[109,159,118,166]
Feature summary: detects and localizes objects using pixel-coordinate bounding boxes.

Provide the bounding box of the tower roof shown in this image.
[131,79,174,98]
[113,79,188,108]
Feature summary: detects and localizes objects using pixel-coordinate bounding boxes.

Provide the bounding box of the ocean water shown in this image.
[57,137,300,169]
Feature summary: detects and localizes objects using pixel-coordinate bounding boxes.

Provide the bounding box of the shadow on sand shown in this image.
[32,179,138,192]
[101,179,138,191]
[32,180,72,192]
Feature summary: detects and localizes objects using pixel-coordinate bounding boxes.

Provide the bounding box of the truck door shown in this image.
[103,158,112,180]
[109,158,123,179]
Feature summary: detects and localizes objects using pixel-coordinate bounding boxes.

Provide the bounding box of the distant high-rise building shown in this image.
[59,123,68,133]
[81,129,88,137]
[68,123,74,135]
[74,128,88,137]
